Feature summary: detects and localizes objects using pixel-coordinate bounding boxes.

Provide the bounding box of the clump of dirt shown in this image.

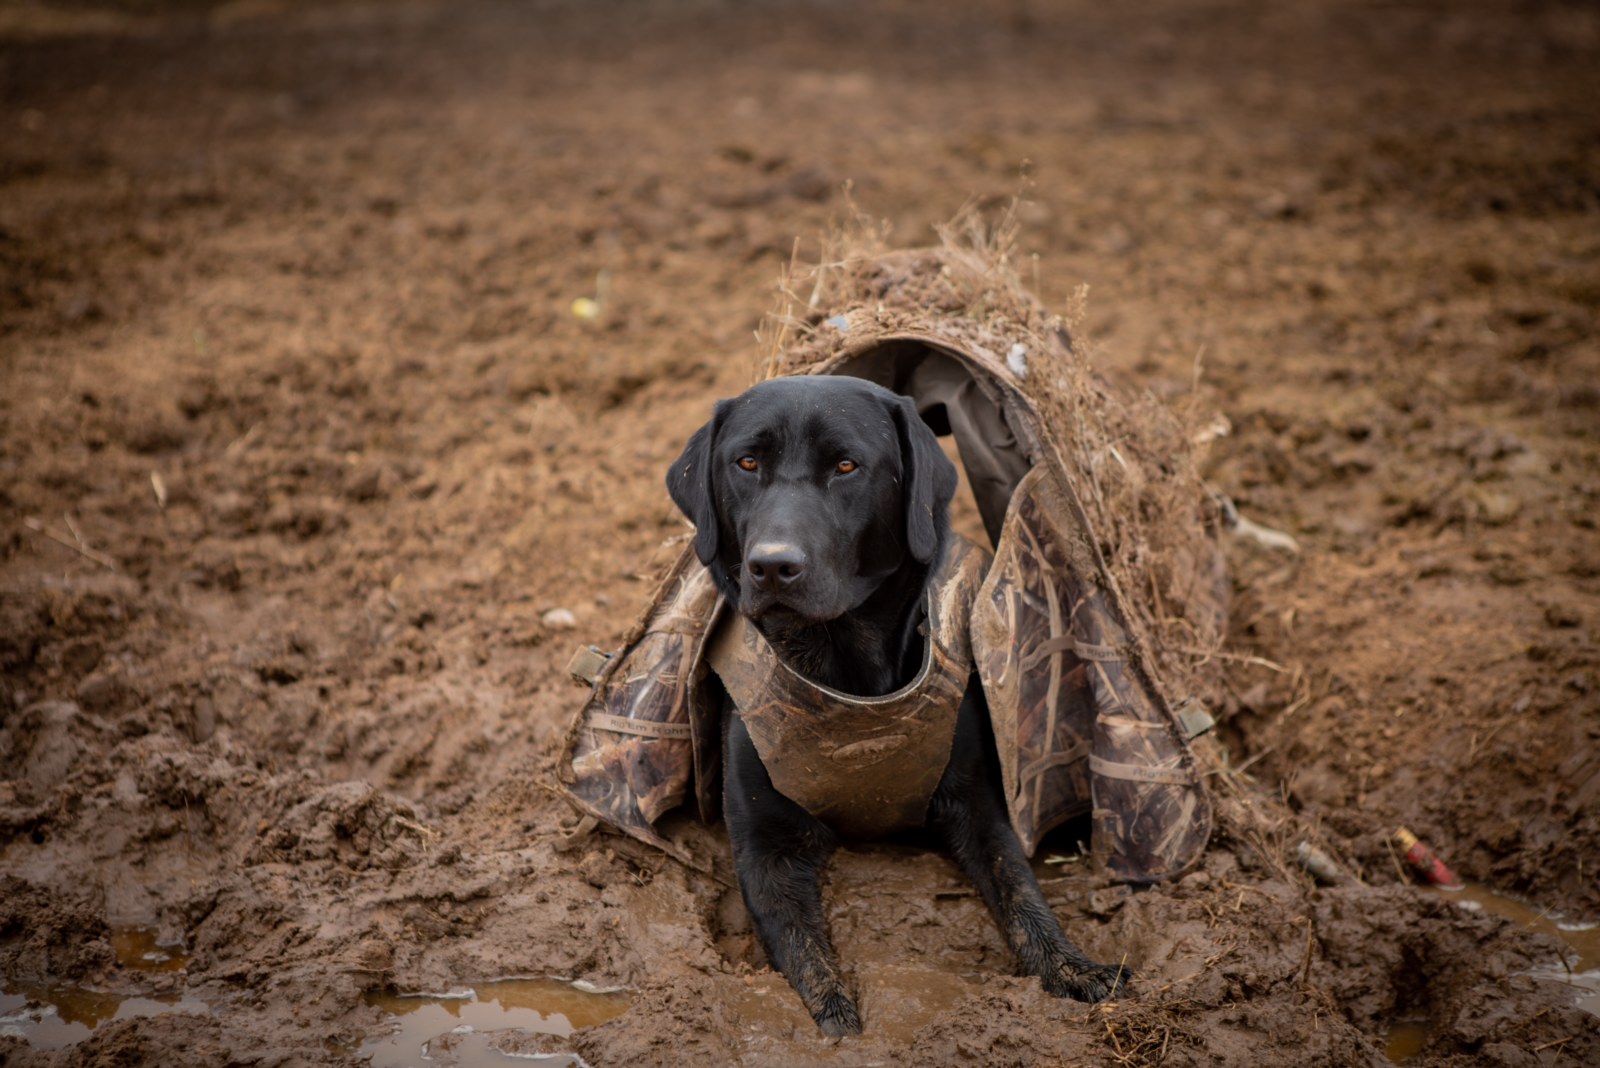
[2,1,1597,1065]
[0,878,114,985]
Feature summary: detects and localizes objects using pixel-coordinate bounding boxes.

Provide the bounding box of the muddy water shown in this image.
[1383,1018,1433,1063]
[109,927,191,974]
[0,987,209,1050]
[0,927,200,1050]
[360,979,631,1067]
[1440,882,1600,1018]
[1384,883,1600,1062]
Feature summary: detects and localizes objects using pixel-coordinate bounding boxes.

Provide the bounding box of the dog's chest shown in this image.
[708,539,987,838]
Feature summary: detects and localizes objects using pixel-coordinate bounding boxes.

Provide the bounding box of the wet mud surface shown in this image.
[2,1,1598,1064]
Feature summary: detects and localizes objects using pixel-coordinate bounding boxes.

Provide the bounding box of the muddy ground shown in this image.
[2,0,1598,1064]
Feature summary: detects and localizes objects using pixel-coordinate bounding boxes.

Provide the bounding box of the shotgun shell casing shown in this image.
[1296,841,1346,884]
[1395,827,1464,890]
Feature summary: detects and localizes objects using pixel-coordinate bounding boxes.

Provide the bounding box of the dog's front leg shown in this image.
[928,689,1130,1002]
[724,715,862,1036]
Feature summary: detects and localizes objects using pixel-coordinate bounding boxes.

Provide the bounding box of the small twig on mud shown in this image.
[1298,914,1316,986]
[1383,834,1410,886]
[1282,690,1315,718]
[224,422,261,456]
[1220,881,1273,903]
[1152,965,1211,994]
[1275,664,1316,718]
[23,516,119,571]
[1147,568,1168,637]
[1175,646,1288,673]
[1229,511,1302,554]
[1532,1035,1575,1054]
[1517,1008,1552,1032]
[1229,746,1276,777]
[1104,1018,1125,1060]
[1467,716,1513,762]
[1130,946,1235,1000]
[389,815,440,841]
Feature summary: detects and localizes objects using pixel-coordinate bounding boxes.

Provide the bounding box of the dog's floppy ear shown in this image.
[666,403,726,566]
[891,394,958,564]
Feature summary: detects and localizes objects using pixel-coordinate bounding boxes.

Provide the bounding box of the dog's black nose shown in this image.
[745,543,806,592]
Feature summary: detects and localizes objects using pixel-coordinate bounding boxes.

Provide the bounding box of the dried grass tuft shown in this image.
[752,201,1229,712]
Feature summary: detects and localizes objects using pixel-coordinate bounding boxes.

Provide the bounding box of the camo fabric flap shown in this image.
[969,468,1095,856]
[560,548,720,859]
[973,467,1211,882]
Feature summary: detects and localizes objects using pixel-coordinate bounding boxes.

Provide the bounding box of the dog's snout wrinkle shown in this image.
[746,542,807,592]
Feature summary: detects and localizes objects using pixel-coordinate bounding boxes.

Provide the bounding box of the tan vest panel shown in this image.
[707,539,989,839]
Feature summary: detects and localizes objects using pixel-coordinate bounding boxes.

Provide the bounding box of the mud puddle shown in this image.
[109,927,191,974]
[0,988,209,1051]
[1384,883,1599,1062]
[359,979,631,1067]
[0,927,200,1051]
[1383,1018,1434,1063]
[1439,882,1600,1017]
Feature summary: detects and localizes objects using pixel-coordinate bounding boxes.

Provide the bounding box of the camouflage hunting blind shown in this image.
[561,243,1227,883]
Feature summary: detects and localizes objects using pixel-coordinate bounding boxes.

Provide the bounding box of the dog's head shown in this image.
[666,376,958,624]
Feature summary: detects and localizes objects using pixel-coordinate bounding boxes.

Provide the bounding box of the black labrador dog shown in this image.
[667,375,1126,1036]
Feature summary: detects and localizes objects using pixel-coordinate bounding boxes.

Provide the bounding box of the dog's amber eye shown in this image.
[835,459,857,475]
[737,456,759,472]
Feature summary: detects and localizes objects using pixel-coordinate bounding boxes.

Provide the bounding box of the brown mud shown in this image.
[1,1,1597,1065]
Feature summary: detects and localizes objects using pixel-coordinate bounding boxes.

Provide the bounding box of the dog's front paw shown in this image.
[1042,958,1130,1003]
[813,991,863,1037]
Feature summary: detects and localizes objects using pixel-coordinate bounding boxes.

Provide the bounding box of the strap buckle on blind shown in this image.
[568,645,614,686]
[1174,698,1215,741]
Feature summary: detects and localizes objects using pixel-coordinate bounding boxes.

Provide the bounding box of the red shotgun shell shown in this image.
[1395,827,1464,890]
